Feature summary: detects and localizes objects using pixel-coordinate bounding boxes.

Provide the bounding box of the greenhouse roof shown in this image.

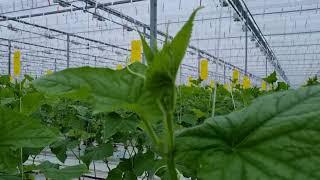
[0,0,319,87]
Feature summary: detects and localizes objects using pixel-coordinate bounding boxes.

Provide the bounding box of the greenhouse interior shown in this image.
[1,0,320,179]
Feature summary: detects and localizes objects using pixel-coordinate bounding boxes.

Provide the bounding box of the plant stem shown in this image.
[211,84,217,118]
[167,151,177,180]
[20,148,23,180]
[230,86,236,110]
[165,110,178,180]
[93,161,97,178]
[141,117,160,145]
[19,81,23,180]
[158,87,178,180]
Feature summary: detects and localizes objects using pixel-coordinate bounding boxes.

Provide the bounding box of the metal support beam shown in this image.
[223,64,226,83]
[245,23,248,75]
[228,0,289,83]
[8,40,11,75]
[0,0,146,22]
[80,0,260,80]
[150,0,157,51]
[0,15,129,52]
[265,57,268,77]
[54,59,57,72]
[142,27,147,64]
[67,34,70,68]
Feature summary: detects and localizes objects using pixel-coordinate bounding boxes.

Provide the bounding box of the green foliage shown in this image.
[107,151,163,180]
[262,71,290,91]
[176,85,212,127]
[17,7,320,180]
[263,71,277,84]
[103,112,140,139]
[144,8,200,100]
[33,63,160,119]
[37,161,87,180]
[276,81,290,91]
[0,107,57,149]
[139,34,154,65]
[305,76,319,86]
[176,85,320,179]
[175,83,262,128]
[0,175,21,180]
[0,106,57,173]
[80,143,113,167]
[34,8,201,180]
[50,140,74,163]
[19,92,44,115]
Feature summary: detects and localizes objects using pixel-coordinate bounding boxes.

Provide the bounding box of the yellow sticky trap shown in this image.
[243,75,251,89]
[46,70,53,75]
[232,69,239,83]
[116,64,123,70]
[187,77,193,86]
[261,80,267,91]
[210,80,215,88]
[13,50,21,77]
[131,40,142,63]
[199,58,208,80]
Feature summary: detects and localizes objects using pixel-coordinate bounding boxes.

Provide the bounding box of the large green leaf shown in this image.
[0,107,58,148]
[33,63,146,113]
[33,63,163,146]
[107,168,123,180]
[37,160,60,170]
[106,159,137,180]
[104,112,139,139]
[50,140,70,163]
[133,151,164,176]
[80,143,113,167]
[39,163,87,180]
[0,175,20,180]
[20,92,44,115]
[22,147,44,162]
[176,85,320,180]
[33,63,162,124]
[0,148,19,173]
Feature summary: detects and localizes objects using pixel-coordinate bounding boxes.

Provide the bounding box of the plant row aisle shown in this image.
[1,10,320,180]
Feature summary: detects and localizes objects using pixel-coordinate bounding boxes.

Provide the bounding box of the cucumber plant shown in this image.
[32,8,320,180]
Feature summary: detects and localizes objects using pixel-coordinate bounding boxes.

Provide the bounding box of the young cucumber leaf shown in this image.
[50,139,78,163]
[80,143,113,167]
[0,107,58,148]
[263,71,277,84]
[22,147,44,163]
[133,150,164,177]
[176,85,320,180]
[139,34,154,65]
[106,159,137,180]
[145,8,201,97]
[103,112,139,139]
